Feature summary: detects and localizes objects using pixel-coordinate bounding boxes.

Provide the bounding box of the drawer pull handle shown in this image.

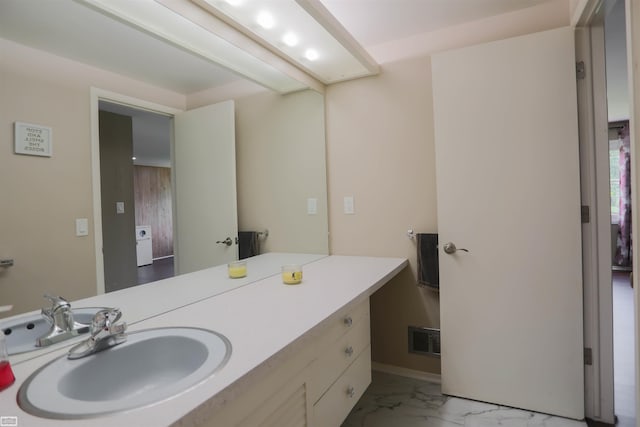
[346,386,355,398]
[345,346,354,357]
[343,316,353,327]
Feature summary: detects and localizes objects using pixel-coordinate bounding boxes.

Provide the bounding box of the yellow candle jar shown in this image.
[228,260,247,278]
[282,264,303,285]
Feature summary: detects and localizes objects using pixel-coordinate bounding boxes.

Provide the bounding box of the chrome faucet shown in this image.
[35,294,90,347]
[67,308,127,359]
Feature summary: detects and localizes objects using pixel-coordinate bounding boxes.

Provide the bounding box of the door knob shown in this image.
[443,242,469,254]
[216,237,232,246]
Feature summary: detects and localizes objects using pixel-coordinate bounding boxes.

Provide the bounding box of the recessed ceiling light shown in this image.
[304,48,319,61]
[256,11,275,29]
[282,32,298,47]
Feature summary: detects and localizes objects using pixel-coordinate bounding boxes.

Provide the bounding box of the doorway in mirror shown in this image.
[99,101,174,291]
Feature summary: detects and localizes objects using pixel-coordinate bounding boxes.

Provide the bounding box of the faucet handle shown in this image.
[90,308,123,335]
[43,294,70,311]
[41,294,70,324]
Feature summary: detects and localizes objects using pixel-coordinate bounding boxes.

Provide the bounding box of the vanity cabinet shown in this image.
[205,299,371,427]
[309,299,371,426]
[0,255,407,427]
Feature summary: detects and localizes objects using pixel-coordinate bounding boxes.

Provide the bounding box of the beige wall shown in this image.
[325,56,441,373]
[235,90,328,254]
[1,61,95,315]
[0,38,185,315]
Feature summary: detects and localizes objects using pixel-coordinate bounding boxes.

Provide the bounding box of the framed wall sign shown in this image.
[14,122,52,157]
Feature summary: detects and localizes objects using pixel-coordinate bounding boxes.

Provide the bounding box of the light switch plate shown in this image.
[116,202,125,214]
[307,198,317,215]
[75,218,89,236]
[343,196,354,214]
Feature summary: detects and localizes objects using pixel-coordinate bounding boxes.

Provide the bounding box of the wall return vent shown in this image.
[408,326,440,358]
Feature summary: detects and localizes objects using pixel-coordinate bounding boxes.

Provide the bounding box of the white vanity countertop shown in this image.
[0,255,407,426]
[4,253,327,364]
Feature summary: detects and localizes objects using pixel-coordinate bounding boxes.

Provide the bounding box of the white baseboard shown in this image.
[371,362,442,384]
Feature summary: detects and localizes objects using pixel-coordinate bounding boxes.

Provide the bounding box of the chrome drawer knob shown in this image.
[345,346,354,357]
[346,386,355,398]
[343,316,353,327]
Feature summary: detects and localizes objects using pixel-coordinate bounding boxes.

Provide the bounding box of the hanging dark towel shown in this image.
[417,233,439,289]
[238,231,260,260]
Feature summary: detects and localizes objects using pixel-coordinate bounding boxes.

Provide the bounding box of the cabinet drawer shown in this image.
[318,299,369,348]
[313,346,371,427]
[309,315,370,403]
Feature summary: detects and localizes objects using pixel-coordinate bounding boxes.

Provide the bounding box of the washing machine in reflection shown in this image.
[135,225,153,267]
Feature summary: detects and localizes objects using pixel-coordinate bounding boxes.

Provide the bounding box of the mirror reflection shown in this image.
[0,1,328,317]
[98,103,174,288]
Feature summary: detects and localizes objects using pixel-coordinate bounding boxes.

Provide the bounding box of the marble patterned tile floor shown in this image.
[342,371,587,427]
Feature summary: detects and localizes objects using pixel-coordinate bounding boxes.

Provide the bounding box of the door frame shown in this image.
[576,0,638,423]
[89,87,181,295]
[575,9,615,423]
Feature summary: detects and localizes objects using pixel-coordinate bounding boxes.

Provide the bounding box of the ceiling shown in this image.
[320,0,554,48]
[0,0,559,96]
[0,0,242,94]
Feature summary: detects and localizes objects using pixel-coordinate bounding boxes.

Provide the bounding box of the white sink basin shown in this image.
[18,327,231,419]
[1,308,106,355]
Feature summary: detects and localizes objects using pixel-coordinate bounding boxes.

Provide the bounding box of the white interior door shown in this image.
[173,100,238,275]
[432,27,584,419]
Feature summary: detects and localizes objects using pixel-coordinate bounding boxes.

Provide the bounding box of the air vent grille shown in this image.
[408,326,440,358]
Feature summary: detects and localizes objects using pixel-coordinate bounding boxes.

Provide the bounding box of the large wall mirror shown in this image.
[0,0,328,316]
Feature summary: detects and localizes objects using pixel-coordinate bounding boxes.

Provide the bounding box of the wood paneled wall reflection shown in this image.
[133,165,173,259]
